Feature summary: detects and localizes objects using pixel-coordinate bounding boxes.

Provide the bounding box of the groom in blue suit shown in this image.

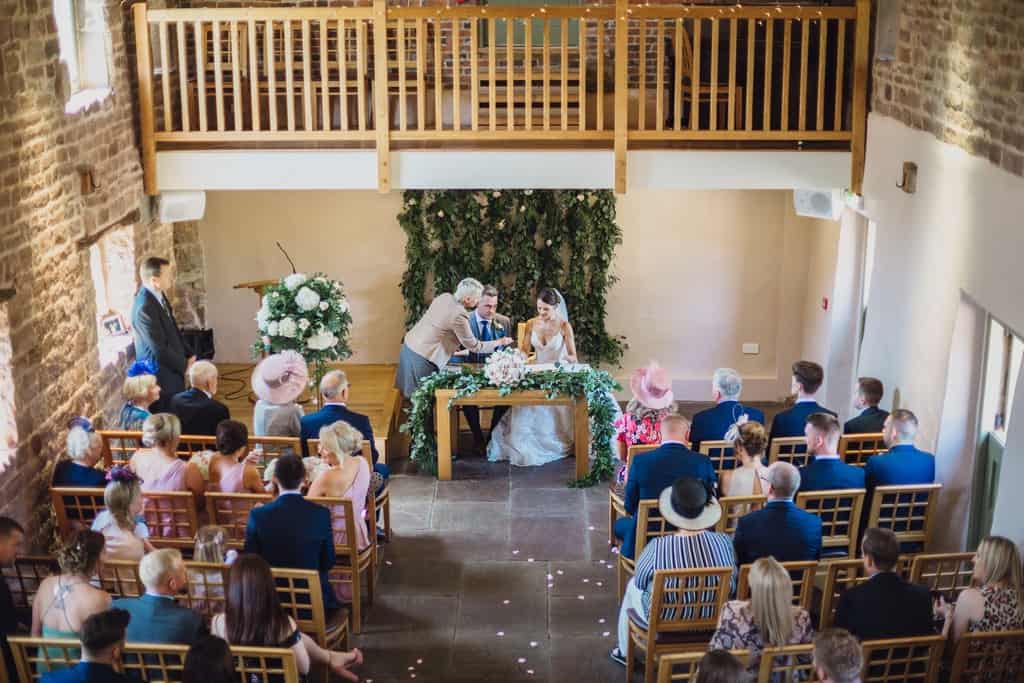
[769,360,837,442]
[689,368,765,450]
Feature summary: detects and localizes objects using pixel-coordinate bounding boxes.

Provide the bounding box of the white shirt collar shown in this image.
[323,401,347,408]
[145,591,175,600]
[475,311,495,327]
[795,397,818,404]
[278,490,303,497]
[144,284,164,303]
[662,439,687,447]
[814,454,841,460]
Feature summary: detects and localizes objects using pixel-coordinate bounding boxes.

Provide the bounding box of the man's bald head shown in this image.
[767,461,800,500]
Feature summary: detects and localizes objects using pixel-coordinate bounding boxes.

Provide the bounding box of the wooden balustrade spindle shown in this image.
[817,18,827,131]
[452,19,461,131]
[339,19,349,131]
[745,18,754,131]
[195,21,207,132]
[247,18,259,131]
[655,20,664,132]
[781,19,791,131]
[690,18,701,131]
[799,17,809,131]
[560,18,568,131]
[578,19,586,131]
[302,20,313,131]
[213,20,225,131]
[835,19,846,131]
[525,18,532,130]
[398,19,407,131]
[763,18,772,130]
[284,20,296,132]
[267,20,278,131]
[435,20,443,131]
[596,20,604,131]
[416,17,427,132]
[318,19,328,131]
[542,19,550,130]
[507,19,514,130]
[470,18,479,131]
[709,18,718,131]
[158,22,171,131]
[727,17,736,130]
[176,21,190,132]
[356,19,366,131]
[637,19,646,131]
[231,20,242,131]
[488,17,496,131]
[673,19,682,131]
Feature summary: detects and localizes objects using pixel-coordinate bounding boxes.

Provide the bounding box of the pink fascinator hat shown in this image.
[629,361,674,410]
[252,351,309,405]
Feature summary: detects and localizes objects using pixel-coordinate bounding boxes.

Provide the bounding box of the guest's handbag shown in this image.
[181,327,216,360]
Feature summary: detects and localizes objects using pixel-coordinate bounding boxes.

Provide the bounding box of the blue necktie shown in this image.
[480,320,492,342]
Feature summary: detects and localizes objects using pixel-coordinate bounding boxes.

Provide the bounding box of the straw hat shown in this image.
[629,361,675,410]
[251,351,309,405]
[658,478,722,531]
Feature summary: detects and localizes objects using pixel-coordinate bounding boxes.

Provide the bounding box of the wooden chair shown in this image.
[736,560,816,611]
[50,486,106,537]
[714,495,766,536]
[861,635,944,683]
[179,560,231,621]
[516,321,527,349]
[949,629,1024,683]
[307,496,375,634]
[839,432,887,466]
[608,443,660,546]
[97,429,143,467]
[206,491,273,546]
[272,566,349,652]
[98,559,145,598]
[819,557,911,628]
[767,436,811,468]
[656,650,750,683]
[867,484,942,553]
[909,552,975,602]
[141,490,201,549]
[626,566,734,683]
[698,440,736,476]
[796,488,866,558]
[618,499,675,601]
[2,556,59,610]
[176,434,219,459]
[756,643,815,681]
[249,434,302,461]
[302,439,391,543]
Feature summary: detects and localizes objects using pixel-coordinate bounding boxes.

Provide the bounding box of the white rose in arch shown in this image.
[319,301,330,311]
[519,205,526,212]
[284,273,307,291]
[267,321,280,336]
[338,298,350,313]
[278,317,298,338]
[298,318,311,331]
[256,307,270,330]
[437,210,445,218]
[295,286,321,312]
[545,239,553,247]
[492,191,501,198]
[307,331,338,350]
[524,189,533,195]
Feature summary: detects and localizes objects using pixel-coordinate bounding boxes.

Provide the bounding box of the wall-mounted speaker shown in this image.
[793,189,842,221]
[158,191,206,223]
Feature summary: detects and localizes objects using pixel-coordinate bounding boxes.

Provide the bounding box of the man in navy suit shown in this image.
[866,409,935,488]
[734,462,822,565]
[131,256,193,412]
[1,517,27,683]
[612,415,717,559]
[843,377,889,434]
[689,368,766,451]
[799,413,865,492]
[42,609,135,683]
[168,361,230,436]
[301,370,390,485]
[769,360,837,442]
[111,549,204,645]
[245,454,338,611]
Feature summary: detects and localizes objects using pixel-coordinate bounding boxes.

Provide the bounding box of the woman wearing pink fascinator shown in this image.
[251,351,309,437]
[611,361,678,493]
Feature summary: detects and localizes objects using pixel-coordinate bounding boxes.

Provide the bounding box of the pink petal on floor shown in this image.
[530,641,538,648]
[582,579,589,583]
[577,595,585,600]
[408,666,414,671]
[517,658,526,664]
[527,670,535,676]
[556,570,564,575]
[599,618,606,624]
[596,582,603,587]
[386,560,394,565]
[602,631,611,637]
[527,557,535,562]
[496,631,505,637]
[512,549,520,555]
[588,525,595,530]
[416,659,423,665]
[546,574,554,580]
[503,599,510,604]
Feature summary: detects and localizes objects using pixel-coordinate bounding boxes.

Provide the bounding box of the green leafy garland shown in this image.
[398,189,626,366]
[401,367,621,487]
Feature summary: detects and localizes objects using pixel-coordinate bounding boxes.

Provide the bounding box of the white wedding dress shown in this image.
[486,328,574,467]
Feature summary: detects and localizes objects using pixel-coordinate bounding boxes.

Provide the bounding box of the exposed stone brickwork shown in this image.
[872,0,1024,177]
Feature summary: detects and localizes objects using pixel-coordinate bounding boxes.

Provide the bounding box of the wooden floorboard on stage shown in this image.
[214,362,401,462]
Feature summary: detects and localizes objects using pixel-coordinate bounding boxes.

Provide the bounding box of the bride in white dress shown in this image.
[487,288,578,467]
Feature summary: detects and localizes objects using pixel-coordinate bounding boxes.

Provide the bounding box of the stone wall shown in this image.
[872,0,1024,177]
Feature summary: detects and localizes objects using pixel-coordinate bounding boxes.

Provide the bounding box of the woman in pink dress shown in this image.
[208,420,264,494]
[307,420,370,552]
[129,413,205,538]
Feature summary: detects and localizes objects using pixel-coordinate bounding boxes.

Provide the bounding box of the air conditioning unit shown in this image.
[793,188,842,221]
[158,191,206,223]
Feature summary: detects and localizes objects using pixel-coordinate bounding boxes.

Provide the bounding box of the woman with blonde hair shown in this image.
[119,360,161,431]
[709,556,813,675]
[720,421,770,498]
[53,418,107,487]
[307,420,370,556]
[91,466,154,563]
[938,535,1023,642]
[129,413,205,537]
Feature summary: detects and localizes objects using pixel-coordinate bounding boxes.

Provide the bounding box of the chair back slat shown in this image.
[626,443,659,467]
[176,435,219,460]
[909,552,975,602]
[649,566,734,634]
[861,635,944,683]
[768,436,811,468]
[757,643,816,681]
[99,559,145,598]
[97,429,144,468]
[634,499,677,558]
[181,560,231,621]
[949,629,1024,683]
[304,439,374,473]
[736,560,817,610]
[50,487,106,537]
[796,488,866,558]
[270,566,330,646]
[141,490,200,548]
[715,495,766,535]
[8,636,81,681]
[867,484,942,552]
[656,650,750,683]
[2,556,59,610]
[120,642,188,681]
[306,496,361,557]
[839,432,887,466]
[698,440,736,475]
[820,557,912,628]
[206,491,273,546]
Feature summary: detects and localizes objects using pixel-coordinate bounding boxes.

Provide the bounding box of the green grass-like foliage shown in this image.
[401,366,621,487]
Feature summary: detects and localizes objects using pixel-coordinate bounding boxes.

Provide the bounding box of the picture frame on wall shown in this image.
[101,310,129,336]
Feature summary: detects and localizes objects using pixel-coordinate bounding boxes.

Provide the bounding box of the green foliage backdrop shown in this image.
[398,189,626,366]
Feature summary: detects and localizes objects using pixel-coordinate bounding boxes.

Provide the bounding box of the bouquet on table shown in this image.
[483,348,528,389]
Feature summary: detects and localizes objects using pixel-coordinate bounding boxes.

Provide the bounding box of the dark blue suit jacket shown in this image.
[52,460,107,487]
[110,593,204,645]
[799,457,866,492]
[865,444,935,488]
[245,493,338,610]
[449,314,512,364]
[689,401,766,451]
[301,404,379,463]
[41,662,133,683]
[733,500,822,566]
[834,572,934,640]
[131,288,187,410]
[769,401,837,441]
[843,406,889,434]
[169,388,230,437]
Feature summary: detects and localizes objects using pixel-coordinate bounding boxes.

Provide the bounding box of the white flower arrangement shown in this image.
[295,286,321,312]
[484,348,528,388]
[253,271,353,366]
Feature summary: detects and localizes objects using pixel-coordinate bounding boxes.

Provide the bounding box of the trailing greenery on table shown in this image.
[401,366,621,487]
[398,189,626,366]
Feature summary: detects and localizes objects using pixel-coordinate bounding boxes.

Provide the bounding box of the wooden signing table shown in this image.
[434,389,591,481]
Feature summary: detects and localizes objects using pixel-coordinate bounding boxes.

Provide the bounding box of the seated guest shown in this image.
[189,526,237,611]
[937,535,1023,642]
[91,467,153,564]
[40,608,134,683]
[695,650,750,683]
[612,414,716,559]
[769,361,836,441]
[111,549,204,645]
[53,419,106,487]
[611,478,734,666]
[710,556,814,675]
[129,413,205,537]
[169,361,230,436]
[865,409,935,488]
[300,370,390,486]
[244,454,338,612]
[720,422,770,498]
[843,377,889,435]
[208,420,264,494]
[813,628,863,683]
[308,421,371,556]
[690,368,765,451]
[251,351,307,438]
[32,531,111,644]
[1,517,27,680]
[833,528,932,640]
[119,361,161,431]
[184,636,235,683]
[734,462,822,565]
[612,361,678,492]
[798,413,865,492]
[212,554,363,680]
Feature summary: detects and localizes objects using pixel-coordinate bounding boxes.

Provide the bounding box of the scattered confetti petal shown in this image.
[546,574,554,580]
[527,670,535,676]
[596,582,603,587]
[517,658,527,664]
[496,631,505,637]
[588,525,595,530]
[386,560,394,566]
[503,599,510,605]
[530,641,538,648]
[556,570,564,575]
[599,618,606,624]
[611,547,620,555]
[577,595,586,600]
[582,578,590,583]
[416,659,423,665]
[602,631,611,637]
[512,549,520,555]
[408,667,414,671]
[527,557,535,562]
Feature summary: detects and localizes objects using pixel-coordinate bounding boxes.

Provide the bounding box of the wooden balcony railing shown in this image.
[133,0,870,194]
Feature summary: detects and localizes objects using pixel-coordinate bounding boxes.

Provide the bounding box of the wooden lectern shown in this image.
[233,279,278,307]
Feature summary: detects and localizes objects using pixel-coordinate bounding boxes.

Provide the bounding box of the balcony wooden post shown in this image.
[850,0,870,195]
[372,0,390,192]
[133,3,157,196]
[613,0,628,194]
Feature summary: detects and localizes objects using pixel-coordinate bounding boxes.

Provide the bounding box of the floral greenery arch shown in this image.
[397,189,626,366]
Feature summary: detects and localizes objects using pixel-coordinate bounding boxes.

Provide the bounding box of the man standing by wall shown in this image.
[132,257,193,412]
